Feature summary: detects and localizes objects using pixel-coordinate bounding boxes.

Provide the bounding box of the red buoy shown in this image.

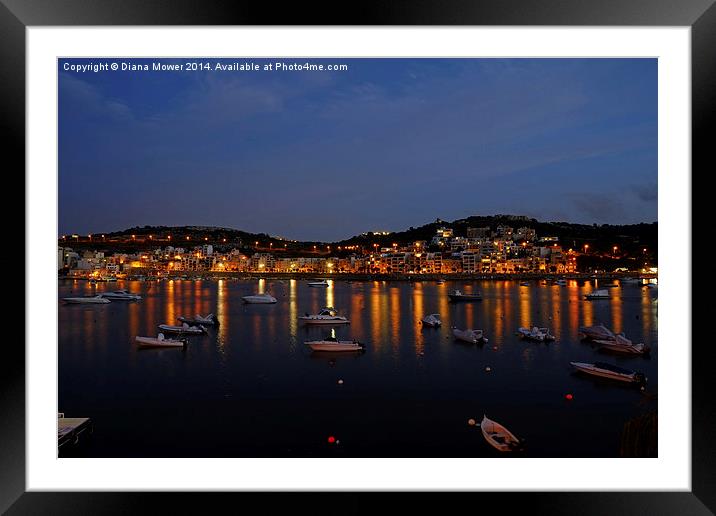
[327,436,336,444]
[565,393,573,400]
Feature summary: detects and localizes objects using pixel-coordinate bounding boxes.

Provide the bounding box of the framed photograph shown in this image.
[6,0,711,513]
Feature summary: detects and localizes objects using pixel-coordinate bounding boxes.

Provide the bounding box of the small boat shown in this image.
[645,283,657,289]
[554,279,567,286]
[436,279,446,284]
[305,336,365,352]
[452,327,488,344]
[585,289,610,300]
[421,313,442,327]
[178,313,219,326]
[519,281,530,286]
[62,295,111,304]
[157,323,207,335]
[578,324,615,341]
[621,277,641,284]
[135,333,186,348]
[298,307,350,325]
[570,361,646,384]
[308,280,329,287]
[448,289,482,302]
[241,293,277,304]
[595,334,650,355]
[480,415,522,452]
[99,289,141,300]
[517,326,555,342]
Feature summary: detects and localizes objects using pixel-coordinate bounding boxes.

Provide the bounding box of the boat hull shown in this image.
[595,341,649,355]
[570,362,641,383]
[480,416,521,452]
[157,325,205,335]
[135,336,185,348]
[298,318,350,325]
[62,297,110,304]
[448,295,482,302]
[241,296,277,304]
[306,341,364,352]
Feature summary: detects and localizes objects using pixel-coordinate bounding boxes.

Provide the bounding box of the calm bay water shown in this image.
[58,278,657,457]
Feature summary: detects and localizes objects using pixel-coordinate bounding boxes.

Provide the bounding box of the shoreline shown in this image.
[60,271,657,282]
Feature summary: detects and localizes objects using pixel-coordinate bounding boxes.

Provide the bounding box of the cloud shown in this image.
[631,183,657,202]
[570,193,627,221]
[59,73,134,121]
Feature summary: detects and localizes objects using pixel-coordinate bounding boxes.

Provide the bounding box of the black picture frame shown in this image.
[4,1,711,513]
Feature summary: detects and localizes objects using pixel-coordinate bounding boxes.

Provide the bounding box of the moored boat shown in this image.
[570,361,646,384]
[178,313,218,326]
[594,334,650,355]
[157,323,207,335]
[307,280,329,287]
[135,333,186,348]
[517,326,555,342]
[452,327,488,344]
[421,313,442,327]
[585,289,610,300]
[480,415,522,452]
[298,307,350,325]
[99,289,141,301]
[305,336,364,352]
[241,293,277,304]
[62,295,111,304]
[578,324,615,341]
[448,289,482,302]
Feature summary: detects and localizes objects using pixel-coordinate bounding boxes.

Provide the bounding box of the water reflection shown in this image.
[59,278,658,458]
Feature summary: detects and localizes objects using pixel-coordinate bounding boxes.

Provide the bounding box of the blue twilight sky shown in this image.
[59,58,657,241]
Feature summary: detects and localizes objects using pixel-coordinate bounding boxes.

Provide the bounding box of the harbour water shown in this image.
[58,278,658,457]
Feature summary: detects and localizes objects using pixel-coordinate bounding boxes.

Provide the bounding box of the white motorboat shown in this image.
[480,415,522,452]
[554,279,567,286]
[135,333,186,348]
[178,313,218,326]
[305,336,365,352]
[99,289,142,301]
[594,334,650,355]
[570,361,646,384]
[298,307,350,325]
[62,295,111,304]
[421,313,442,327]
[308,280,329,287]
[517,326,555,342]
[436,279,446,284]
[447,289,482,302]
[157,323,207,335]
[585,289,610,300]
[241,293,277,304]
[452,327,488,344]
[578,324,615,341]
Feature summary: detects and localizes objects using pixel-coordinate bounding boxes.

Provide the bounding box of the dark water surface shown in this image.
[58,278,658,457]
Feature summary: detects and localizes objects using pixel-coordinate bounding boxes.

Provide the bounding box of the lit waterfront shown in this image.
[59,278,657,457]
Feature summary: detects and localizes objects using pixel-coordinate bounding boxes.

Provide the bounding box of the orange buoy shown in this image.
[468,418,476,426]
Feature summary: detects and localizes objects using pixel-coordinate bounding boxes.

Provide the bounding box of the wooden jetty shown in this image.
[58,413,92,448]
